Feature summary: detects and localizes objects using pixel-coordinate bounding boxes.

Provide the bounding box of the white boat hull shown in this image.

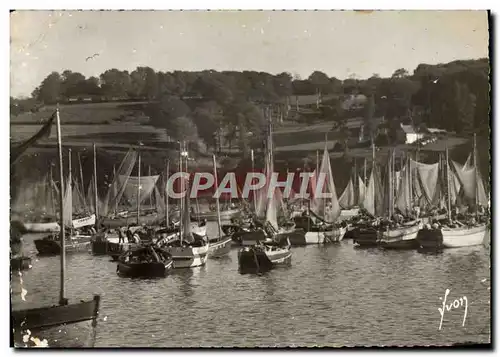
[304,226,347,244]
[72,214,96,229]
[163,244,209,268]
[442,225,487,248]
[24,221,60,233]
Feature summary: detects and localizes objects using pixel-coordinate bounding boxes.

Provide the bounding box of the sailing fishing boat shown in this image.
[379,149,422,250]
[417,135,489,249]
[14,172,61,233]
[34,149,95,256]
[237,116,292,274]
[11,107,101,347]
[292,141,347,244]
[338,159,364,221]
[206,155,233,257]
[159,142,210,268]
[231,118,304,246]
[352,144,386,247]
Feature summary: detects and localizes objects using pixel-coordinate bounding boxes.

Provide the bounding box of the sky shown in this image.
[10,10,489,98]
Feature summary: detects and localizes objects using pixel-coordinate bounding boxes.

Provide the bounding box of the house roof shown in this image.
[400,124,417,134]
[280,94,336,106]
[341,94,367,110]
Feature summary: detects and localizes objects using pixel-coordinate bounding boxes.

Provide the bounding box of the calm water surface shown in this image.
[11,224,491,347]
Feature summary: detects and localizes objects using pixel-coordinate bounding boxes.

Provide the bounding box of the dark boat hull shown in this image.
[117,261,173,278]
[10,256,32,271]
[11,295,100,348]
[416,228,444,251]
[34,238,91,256]
[352,227,380,247]
[238,246,291,274]
[208,236,233,258]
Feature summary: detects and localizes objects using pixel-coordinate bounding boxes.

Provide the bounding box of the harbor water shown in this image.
[11,223,491,347]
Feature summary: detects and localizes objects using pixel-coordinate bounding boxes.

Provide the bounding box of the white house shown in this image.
[399,123,424,144]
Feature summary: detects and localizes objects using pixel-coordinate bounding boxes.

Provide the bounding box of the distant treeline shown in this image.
[11,58,490,155]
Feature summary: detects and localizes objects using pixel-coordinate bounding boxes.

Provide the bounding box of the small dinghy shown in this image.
[117,244,173,278]
[238,239,292,274]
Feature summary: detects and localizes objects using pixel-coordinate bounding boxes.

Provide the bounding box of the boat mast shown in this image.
[213,154,223,237]
[251,149,256,213]
[136,152,141,225]
[363,157,367,193]
[68,148,73,235]
[55,107,67,305]
[388,149,392,219]
[77,152,86,211]
[148,165,153,210]
[113,165,117,215]
[165,160,169,227]
[179,142,184,244]
[445,143,451,221]
[93,143,99,226]
[473,133,478,214]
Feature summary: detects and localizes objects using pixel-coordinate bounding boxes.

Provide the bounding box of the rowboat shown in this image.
[238,240,292,274]
[117,245,173,278]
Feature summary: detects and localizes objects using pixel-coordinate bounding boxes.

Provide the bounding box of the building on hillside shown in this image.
[333,116,386,145]
[341,94,367,111]
[397,123,425,144]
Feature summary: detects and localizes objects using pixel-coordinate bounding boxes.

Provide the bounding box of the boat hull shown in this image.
[353,227,380,247]
[117,260,173,278]
[34,236,92,256]
[23,221,60,233]
[10,256,32,271]
[293,226,346,245]
[417,224,487,250]
[163,244,209,268]
[72,214,96,229]
[238,246,291,274]
[208,236,233,258]
[379,223,421,250]
[11,295,100,348]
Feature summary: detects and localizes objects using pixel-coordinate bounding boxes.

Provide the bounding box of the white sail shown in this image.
[310,146,340,222]
[62,177,73,227]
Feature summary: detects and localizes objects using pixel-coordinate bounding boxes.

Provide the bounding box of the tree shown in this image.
[33,72,62,104]
[61,70,87,98]
[308,71,330,93]
[391,68,409,78]
[363,94,376,144]
[170,116,199,142]
[130,67,159,99]
[99,69,132,98]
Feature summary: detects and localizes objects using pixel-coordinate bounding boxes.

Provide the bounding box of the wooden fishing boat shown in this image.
[293,215,347,244]
[23,220,60,233]
[11,256,32,271]
[160,142,210,268]
[11,295,101,347]
[206,154,235,258]
[238,240,292,274]
[34,233,92,256]
[379,221,422,249]
[116,245,173,278]
[11,108,101,348]
[72,214,96,229]
[417,135,490,250]
[352,224,380,247]
[417,223,487,250]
